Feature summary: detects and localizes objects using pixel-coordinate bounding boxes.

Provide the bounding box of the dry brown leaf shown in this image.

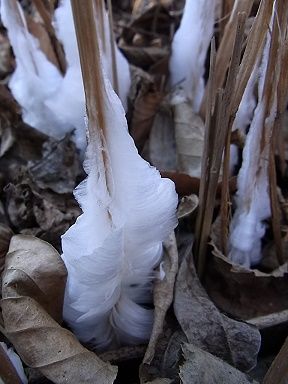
[177,195,199,219]
[2,235,67,322]
[0,224,13,290]
[5,172,81,250]
[140,233,179,383]
[120,45,169,70]
[204,240,288,320]
[180,344,258,384]
[172,94,205,178]
[148,102,176,171]
[1,235,118,383]
[174,250,261,372]
[131,88,164,151]
[143,233,179,365]
[28,134,82,194]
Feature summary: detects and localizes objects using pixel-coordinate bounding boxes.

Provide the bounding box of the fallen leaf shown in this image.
[120,45,169,70]
[2,235,67,322]
[174,249,261,372]
[5,171,81,251]
[0,224,13,289]
[148,102,176,171]
[172,93,205,178]
[143,233,179,365]
[1,235,117,383]
[131,88,164,151]
[204,243,288,321]
[140,233,179,383]
[180,343,258,384]
[28,134,82,194]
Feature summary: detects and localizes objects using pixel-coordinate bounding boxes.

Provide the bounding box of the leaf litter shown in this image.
[0,0,288,383]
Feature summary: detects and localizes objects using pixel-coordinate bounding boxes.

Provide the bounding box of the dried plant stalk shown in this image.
[32,0,67,73]
[195,12,247,277]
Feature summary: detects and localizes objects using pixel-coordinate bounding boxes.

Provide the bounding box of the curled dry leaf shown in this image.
[1,235,118,384]
[143,232,179,365]
[140,233,178,383]
[174,250,261,372]
[2,235,67,322]
[205,241,288,320]
[180,344,258,384]
[177,194,199,219]
[172,94,205,178]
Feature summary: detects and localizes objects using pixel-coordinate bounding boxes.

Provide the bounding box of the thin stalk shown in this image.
[194,38,216,274]
[32,0,66,74]
[71,0,112,197]
[200,0,254,118]
[107,0,119,95]
[219,12,246,255]
[194,12,247,278]
[94,0,106,52]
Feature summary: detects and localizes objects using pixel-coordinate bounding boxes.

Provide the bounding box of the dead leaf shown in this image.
[148,102,176,171]
[180,344,258,384]
[204,243,288,320]
[174,250,261,372]
[160,172,200,198]
[120,45,169,70]
[172,94,205,178]
[4,171,81,251]
[143,233,179,365]
[2,235,67,322]
[0,224,13,289]
[131,88,164,151]
[140,233,179,383]
[1,235,117,383]
[177,194,199,219]
[28,134,82,194]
